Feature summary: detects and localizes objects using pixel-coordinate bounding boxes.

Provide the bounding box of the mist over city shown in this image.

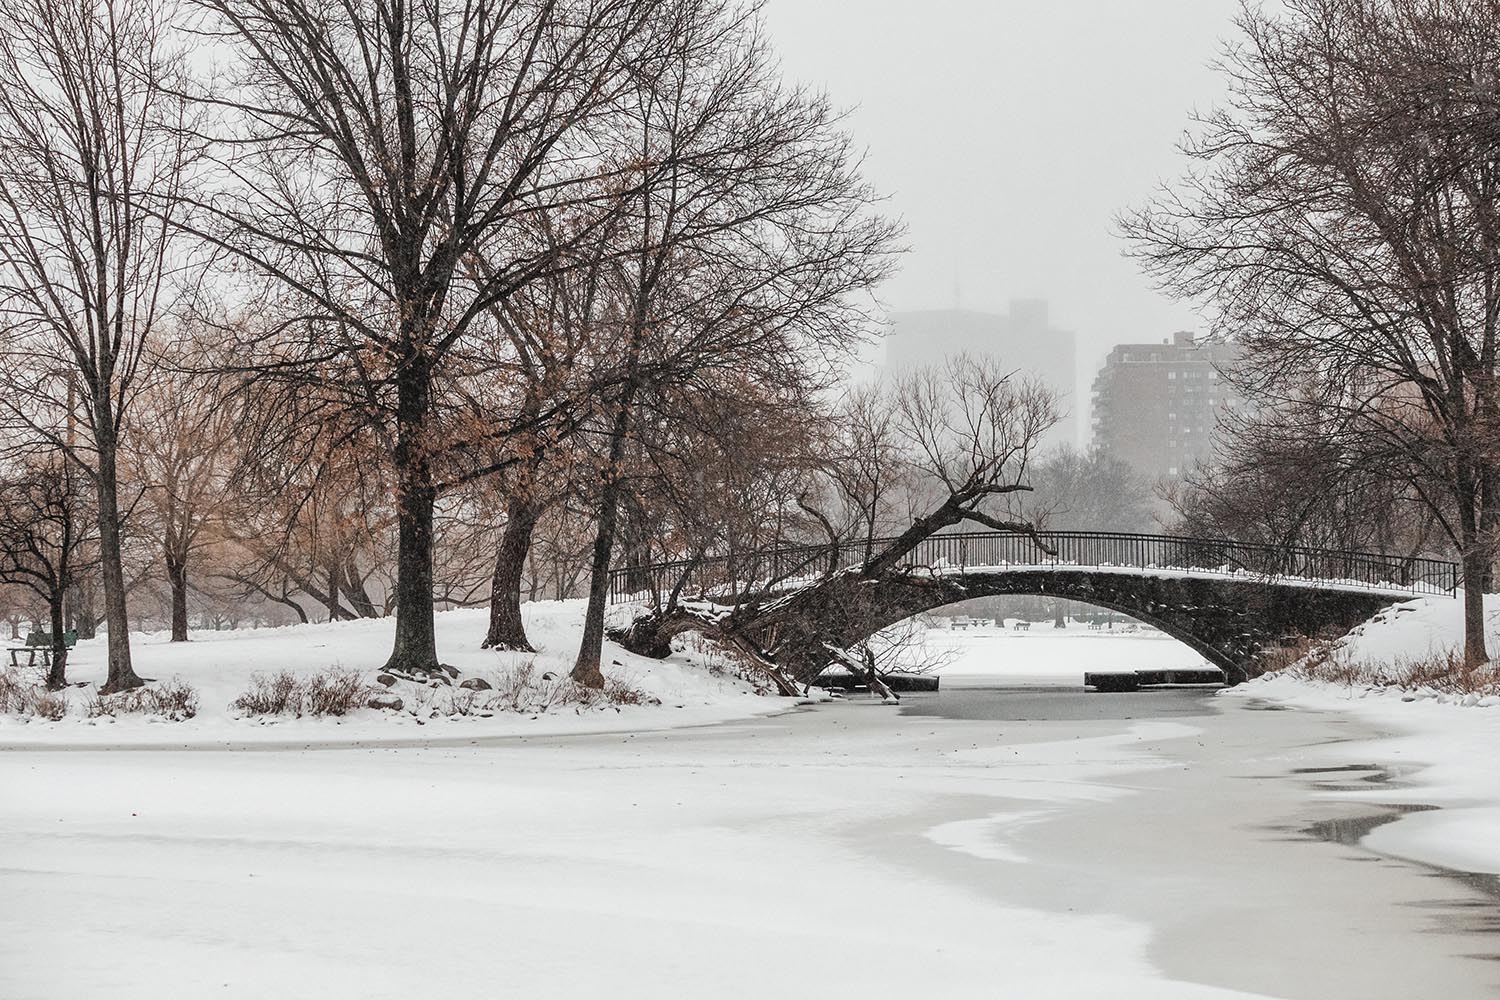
[2,2,1499,998]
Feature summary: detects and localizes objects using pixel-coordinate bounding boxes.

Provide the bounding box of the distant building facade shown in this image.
[885,302,1077,449]
[1091,331,1242,481]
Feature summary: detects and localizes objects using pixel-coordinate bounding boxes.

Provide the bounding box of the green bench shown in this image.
[9,629,78,668]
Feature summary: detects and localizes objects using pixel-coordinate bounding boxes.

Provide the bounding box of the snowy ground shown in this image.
[0,602,785,746]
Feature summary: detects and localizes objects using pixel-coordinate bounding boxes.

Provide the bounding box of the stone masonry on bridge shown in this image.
[611,531,1456,687]
[735,568,1397,684]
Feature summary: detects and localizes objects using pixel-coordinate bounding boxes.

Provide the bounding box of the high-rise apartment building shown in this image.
[885,301,1077,449]
[1091,331,1241,481]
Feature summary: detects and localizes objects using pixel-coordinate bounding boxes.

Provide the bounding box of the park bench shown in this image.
[1012,621,1031,632]
[9,629,78,669]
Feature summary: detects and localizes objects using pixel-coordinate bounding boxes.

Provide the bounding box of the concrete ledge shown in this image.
[1086,668,1226,692]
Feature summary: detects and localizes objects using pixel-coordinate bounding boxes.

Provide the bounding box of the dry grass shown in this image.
[85,678,200,721]
[401,660,657,718]
[0,667,71,720]
[1282,644,1500,696]
[232,669,373,718]
[232,671,300,715]
[302,670,371,716]
[31,690,67,720]
[673,633,777,695]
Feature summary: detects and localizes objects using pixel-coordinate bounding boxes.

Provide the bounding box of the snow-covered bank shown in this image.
[1226,591,1500,877]
[0,601,788,746]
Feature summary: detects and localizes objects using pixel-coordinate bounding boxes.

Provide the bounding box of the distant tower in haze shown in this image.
[1090,331,1243,482]
[884,300,1078,450]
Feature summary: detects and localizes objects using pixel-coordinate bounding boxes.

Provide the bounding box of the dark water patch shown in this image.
[1305,804,1437,846]
[1302,803,1500,937]
[1239,699,1290,711]
[1292,763,1393,780]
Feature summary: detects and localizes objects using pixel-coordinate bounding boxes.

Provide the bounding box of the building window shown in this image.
[1168,371,1177,380]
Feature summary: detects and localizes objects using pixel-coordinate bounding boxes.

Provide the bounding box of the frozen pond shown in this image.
[4,685,1499,998]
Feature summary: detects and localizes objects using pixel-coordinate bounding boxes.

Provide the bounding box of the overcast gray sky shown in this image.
[763,0,1242,381]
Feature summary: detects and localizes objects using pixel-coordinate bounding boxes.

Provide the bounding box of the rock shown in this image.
[375,673,398,688]
[437,663,460,680]
[459,678,492,691]
[367,693,404,711]
[541,671,558,681]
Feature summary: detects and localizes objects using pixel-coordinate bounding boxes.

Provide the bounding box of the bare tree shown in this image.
[0,0,196,691]
[0,456,95,688]
[193,0,691,675]
[565,5,899,686]
[1024,444,1154,534]
[1125,0,1500,663]
[127,354,237,641]
[618,356,1059,687]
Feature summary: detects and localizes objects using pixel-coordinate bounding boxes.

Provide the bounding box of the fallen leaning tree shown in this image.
[611,512,1056,695]
[612,356,1062,693]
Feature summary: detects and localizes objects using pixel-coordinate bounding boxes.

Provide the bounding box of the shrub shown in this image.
[231,671,302,716]
[232,669,373,718]
[0,667,75,720]
[85,678,199,721]
[0,668,33,715]
[31,690,66,721]
[301,669,370,717]
[1283,646,1500,696]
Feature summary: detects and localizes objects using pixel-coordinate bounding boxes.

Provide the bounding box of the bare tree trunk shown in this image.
[1458,464,1491,667]
[69,585,97,639]
[96,443,141,694]
[383,359,440,674]
[572,396,638,688]
[484,497,541,651]
[167,549,188,642]
[339,554,379,618]
[324,566,342,622]
[573,483,622,689]
[45,591,67,690]
[861,647,897,702]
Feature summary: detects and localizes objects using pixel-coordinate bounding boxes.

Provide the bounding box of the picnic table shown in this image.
[8,629,78,668]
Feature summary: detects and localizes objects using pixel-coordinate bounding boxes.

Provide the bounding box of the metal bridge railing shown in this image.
[606,530,1460,606]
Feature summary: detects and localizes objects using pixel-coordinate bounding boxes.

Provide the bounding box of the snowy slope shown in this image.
[0,601,787,745]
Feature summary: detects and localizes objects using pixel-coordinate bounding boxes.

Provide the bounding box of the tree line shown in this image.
[1128,0,1500,665]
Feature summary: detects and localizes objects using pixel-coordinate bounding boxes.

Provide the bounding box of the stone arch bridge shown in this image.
[609,531,1458,684]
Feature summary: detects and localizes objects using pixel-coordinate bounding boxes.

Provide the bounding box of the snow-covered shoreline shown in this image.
[1223,591,1500,879]
[0,601,795,747]
[1224,677,1500,878]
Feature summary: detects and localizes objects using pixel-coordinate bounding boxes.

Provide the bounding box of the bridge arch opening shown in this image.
[861,595,1218,690]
